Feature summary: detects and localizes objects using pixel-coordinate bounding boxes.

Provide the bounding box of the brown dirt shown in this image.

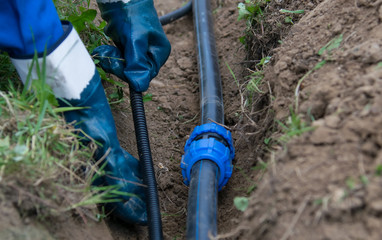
[117,0,382,239]
[231,0,382,239]
[3,0,382,239]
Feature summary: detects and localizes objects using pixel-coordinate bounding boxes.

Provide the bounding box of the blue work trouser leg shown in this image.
[0,0,63,57]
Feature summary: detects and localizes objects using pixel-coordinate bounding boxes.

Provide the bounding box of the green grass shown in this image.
[245,56,271,104]
[0,56,117,218]
[0,1,129,220]
[276,107,315,143]
[375,164,382,176]
[279,9,305,24]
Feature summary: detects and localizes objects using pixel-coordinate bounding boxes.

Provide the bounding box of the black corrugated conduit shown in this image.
[129,86,163,240]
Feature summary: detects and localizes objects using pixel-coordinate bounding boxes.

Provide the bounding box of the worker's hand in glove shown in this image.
[95,0,171,92]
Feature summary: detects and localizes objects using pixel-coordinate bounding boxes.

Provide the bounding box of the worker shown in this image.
[0,0,171,225]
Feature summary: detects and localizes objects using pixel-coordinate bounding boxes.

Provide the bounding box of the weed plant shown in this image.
[237,0,270,48]
[276,107,315,143]
[0,1,129,221]
[245,56,271,106]
[54,0,109,52]
[0,50,129,221]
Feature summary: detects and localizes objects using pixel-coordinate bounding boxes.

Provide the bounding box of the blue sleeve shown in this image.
[0,0,64,58]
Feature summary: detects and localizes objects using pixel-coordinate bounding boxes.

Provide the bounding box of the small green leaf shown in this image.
[234,196,249,212]
[318,34,343,56]
[108,92,120,100]
[68,9,97,33]
[360,175,369,185]
[239,36,246,45]
[247,184,257,194]
[313,198,323,205]
[375,164,382,176]
[12,144,28,162]
[53,106,88,113]
[313,60,327,70]
[143,93,153,103]
[0,136,10,148]
[97,67,125,88]
[346,177,356,190]
[237,3,251,21]
[257,56,271,66]
[98,21,107,30]
[279,9,305,14]
[284,16,293,24]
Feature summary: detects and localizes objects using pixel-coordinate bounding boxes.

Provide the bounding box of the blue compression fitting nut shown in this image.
[181,123,235,190]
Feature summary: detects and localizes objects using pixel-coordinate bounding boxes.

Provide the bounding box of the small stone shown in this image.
[310,126,337,144]
[274,60,288,74]
[176,57,193,70]
[370,200,382,213]
[332,23,342,34]
[325,115,341,128]
[312,119,325,128]
[150,79,165,88]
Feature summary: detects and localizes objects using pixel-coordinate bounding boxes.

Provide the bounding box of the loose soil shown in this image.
[2,0,382,239]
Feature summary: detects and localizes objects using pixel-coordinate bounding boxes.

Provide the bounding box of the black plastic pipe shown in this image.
[193,1,224,124]
[130,87,163,240]
[159,0,192,25]
[186,160,219,239]
[186,0,224,238]
[160,0,226,238]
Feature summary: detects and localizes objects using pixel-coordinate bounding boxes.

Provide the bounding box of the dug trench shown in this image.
[106,0,252,238]
[107,0,326,239]
[109,0,382,239]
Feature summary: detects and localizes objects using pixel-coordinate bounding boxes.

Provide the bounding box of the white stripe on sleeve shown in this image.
[11,27,95,100]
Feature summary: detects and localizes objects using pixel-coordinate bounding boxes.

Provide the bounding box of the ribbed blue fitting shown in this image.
[181,123,235,190]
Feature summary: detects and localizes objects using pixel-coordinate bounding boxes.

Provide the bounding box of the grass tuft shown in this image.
[0,46,124,222]
[276,107,315,143]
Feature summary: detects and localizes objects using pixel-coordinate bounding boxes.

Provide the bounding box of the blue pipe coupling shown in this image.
[181,123,235,190]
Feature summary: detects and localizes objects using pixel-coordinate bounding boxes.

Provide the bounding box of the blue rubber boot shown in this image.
[11,21,147,225]
[64,71,147,225]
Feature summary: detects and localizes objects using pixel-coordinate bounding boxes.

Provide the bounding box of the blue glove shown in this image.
[95,0,171,92]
